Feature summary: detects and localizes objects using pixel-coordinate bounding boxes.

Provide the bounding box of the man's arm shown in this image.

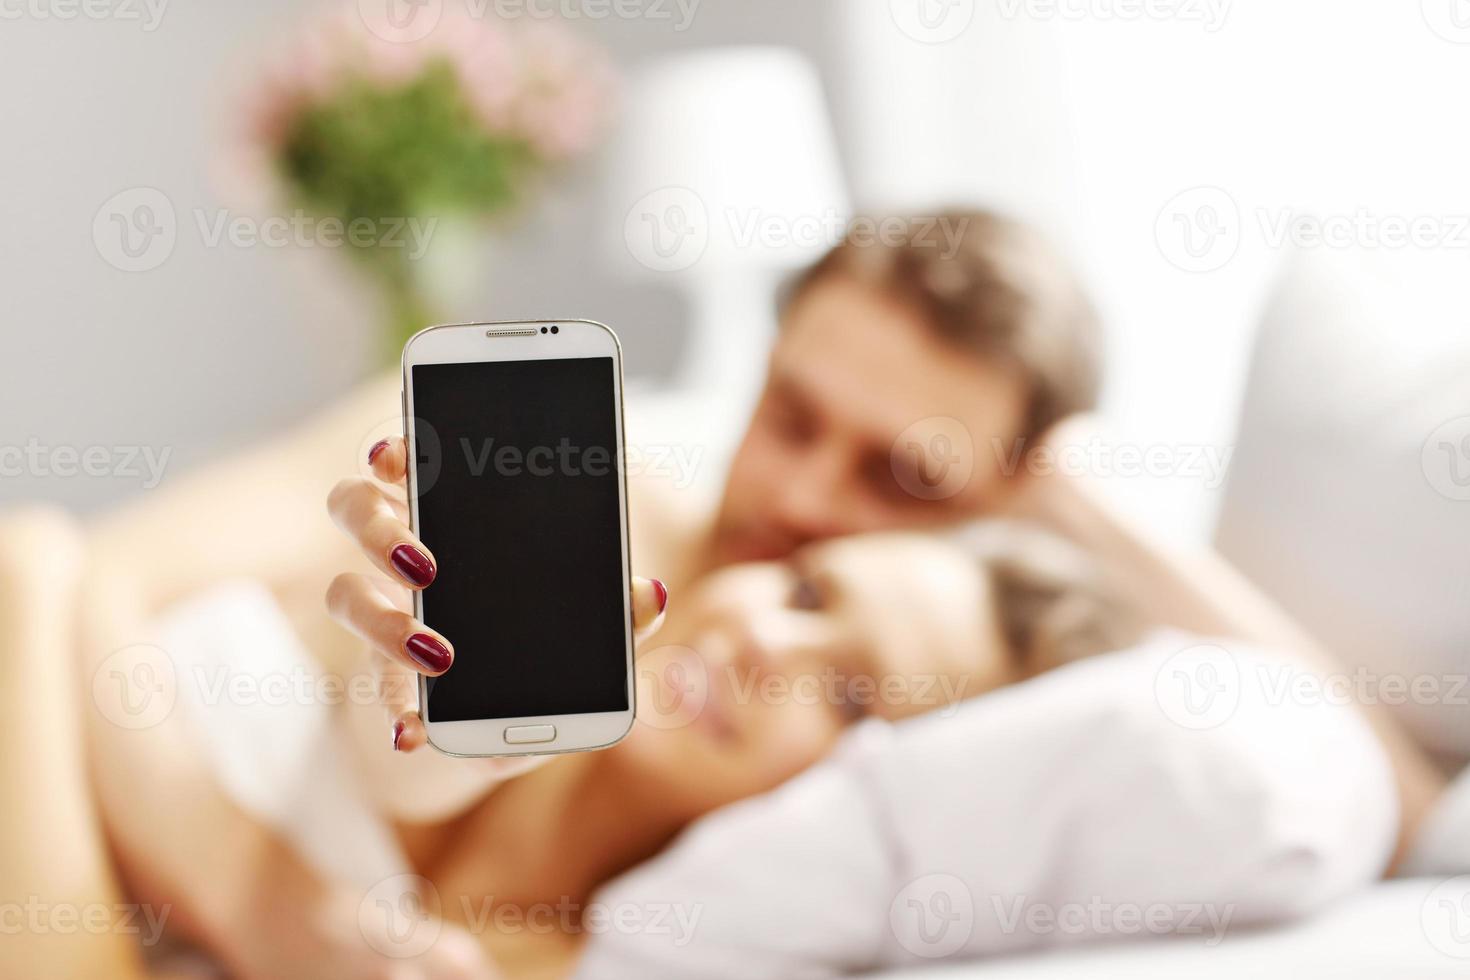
[1004,414,1447,868]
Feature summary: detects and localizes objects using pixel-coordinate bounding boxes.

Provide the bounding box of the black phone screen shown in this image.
[411,357,630,722]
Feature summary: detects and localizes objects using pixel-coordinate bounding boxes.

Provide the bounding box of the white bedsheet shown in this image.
[874,877,1470,979]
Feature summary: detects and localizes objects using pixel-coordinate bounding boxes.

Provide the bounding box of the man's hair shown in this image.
[784,209,1102,441]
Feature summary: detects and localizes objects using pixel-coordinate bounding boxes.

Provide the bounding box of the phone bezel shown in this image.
[401,319,637,758]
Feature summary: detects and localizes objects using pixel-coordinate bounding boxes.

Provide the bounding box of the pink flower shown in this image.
[508,22,620,160]
[435,9,519,130]
[225,2,617,208]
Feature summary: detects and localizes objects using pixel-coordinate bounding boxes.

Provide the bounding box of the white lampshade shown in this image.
[604,46,852,281]
[604,46,851,452]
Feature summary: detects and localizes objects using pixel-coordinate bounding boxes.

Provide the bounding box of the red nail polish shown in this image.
[392,719,405,752]
[391,544,435,587]
[368,439,390,465]
[405,633,452,673]
[651,578,669,615]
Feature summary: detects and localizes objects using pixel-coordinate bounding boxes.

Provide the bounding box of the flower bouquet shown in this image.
[238,7,617,354]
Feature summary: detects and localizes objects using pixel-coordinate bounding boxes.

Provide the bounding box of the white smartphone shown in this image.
[401,320,636,757]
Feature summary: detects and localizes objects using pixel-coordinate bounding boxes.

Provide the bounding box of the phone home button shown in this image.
[504,724,557,745]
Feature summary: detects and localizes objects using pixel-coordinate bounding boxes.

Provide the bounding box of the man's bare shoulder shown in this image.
[628,469,717,588]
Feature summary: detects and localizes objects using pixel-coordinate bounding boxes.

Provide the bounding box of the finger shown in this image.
[390,711,427,753]
[632,577,669,638]
[327,476,436,589]
[367,435,408,486]
[326,572,454,676]
[373,658,425,753]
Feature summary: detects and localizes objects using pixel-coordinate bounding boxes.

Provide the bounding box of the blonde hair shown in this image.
[956,520,1148,675]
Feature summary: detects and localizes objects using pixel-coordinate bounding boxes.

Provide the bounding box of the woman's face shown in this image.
[617,533,1018,816]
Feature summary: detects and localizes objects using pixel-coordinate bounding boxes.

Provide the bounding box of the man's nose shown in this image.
[771,447,848,541]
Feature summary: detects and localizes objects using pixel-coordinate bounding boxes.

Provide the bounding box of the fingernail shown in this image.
[651,578,669,615]
[392,719,405,752]
[391,544,435,587]
[405,633,452,674]
[368,439,390,465]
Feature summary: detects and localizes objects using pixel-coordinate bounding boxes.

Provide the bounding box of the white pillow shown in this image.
[1214,247,1470,763]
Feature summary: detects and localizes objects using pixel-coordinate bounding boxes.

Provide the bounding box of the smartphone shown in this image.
[401,320,636,757]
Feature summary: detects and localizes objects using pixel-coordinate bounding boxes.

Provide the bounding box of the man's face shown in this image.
[711,274,1030,565]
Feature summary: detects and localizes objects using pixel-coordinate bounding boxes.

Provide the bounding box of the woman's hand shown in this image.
[326,436,669,755]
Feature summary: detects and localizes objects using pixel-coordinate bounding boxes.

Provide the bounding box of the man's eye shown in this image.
[763,395,816,445]
[864,452,913,503]
[777,411,815,444]
[788,575,826,611]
